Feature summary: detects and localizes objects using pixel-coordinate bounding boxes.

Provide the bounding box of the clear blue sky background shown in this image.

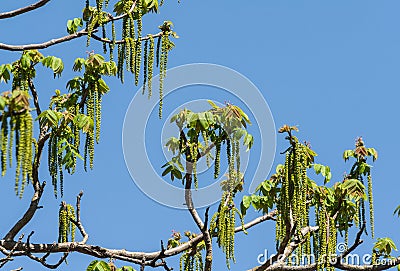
[0,1,400,270]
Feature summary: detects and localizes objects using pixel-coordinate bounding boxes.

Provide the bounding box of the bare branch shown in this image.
[0,210,276,266]
[28,79,41,116]
[0,30,90,51]
[0,0,51,19]
[0,235,24,268]
[70,191,89,244]
[184,165,213,271]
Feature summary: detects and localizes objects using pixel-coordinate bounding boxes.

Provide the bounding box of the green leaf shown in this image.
[0,64,11,83]
[243,133,253,151]
[343,150,355,162]
[162,166,173,177]
[0,96,6,111]
[198,112,209,130]
[171,168,183,180]
[20,54,30,69]
[67,17,83,34]
[73,58,85,72]
[86,260,112,271]
[341,179,366,200]
[97,78,110,93]
[367,148,378,161]
[373,238,397,257]
[38,110,62,127]
[242,195,252,209]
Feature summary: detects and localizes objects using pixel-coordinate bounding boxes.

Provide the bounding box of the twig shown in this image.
[69,191,89,244]
[28,79,41,115]
[0,30,90,51]
[0,0,51,19]
[0,234,24,268]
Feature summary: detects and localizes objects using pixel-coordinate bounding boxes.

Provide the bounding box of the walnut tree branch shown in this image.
[184,163,213,271]
[0,210,276,267]
[0,0,52,19]
[0,30,90,51]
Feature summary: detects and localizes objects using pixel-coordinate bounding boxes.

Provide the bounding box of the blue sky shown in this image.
[0,1,400,270]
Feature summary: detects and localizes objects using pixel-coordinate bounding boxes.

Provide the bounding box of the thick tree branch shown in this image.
[0,211,276,266]
[184,164,213,271]
[0,0,51,19]
[26,231,69,269]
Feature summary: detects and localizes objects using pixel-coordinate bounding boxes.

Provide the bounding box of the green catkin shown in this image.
[88,133,94,169]
[67,205,76,241]
[20,115,27,193]
[214,141,221,179]
[275,209,281,248]
[142,40,148,94]
[283,153,290,220]
[158,35,167,119]
[86,88,95,169]
[129,38,136,73]
[95,88,101,144]
[235,140,240,184]
[135,0,142,86]
[226,139,234,193]
[73,105,80,173]
[8,116,15,168]
[202,131,210,168]
[156,36,161,67]
[48,135,53,179]
[58,204,76,242]
[313,210,319,261]
[15,119,22,195]
[51,135,58,197]
[193,143,198,189]
[86,11,97,46]
[125,38,132,72]
[367,174,374,238]
[19,113,33,198]
[371,251,376,265]
[355,199,360,228]
[117,43,124,81]
[109,20,116,62]
[1,117,8,177]
[361,199,366,229]
[58,208,67,242]
[134,39,141,86]
[147,36,154,99]
[58,148,64,198]
[83,133,88,172]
